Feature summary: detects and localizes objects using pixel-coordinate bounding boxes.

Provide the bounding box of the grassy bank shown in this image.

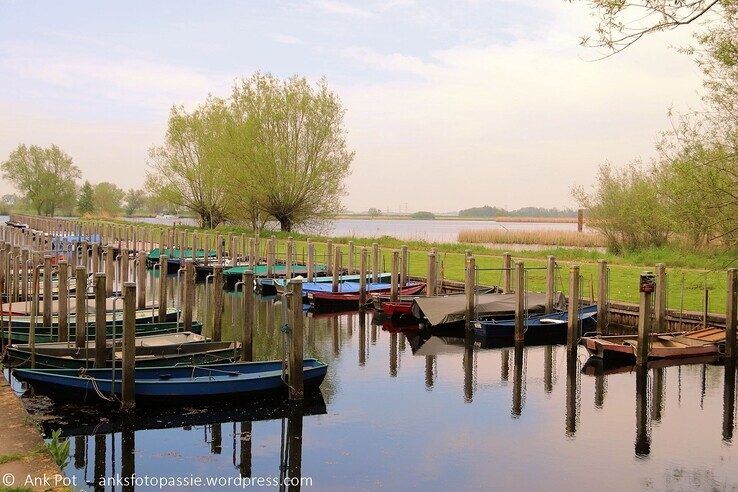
[107,218,736,313]
[457,229,606,247]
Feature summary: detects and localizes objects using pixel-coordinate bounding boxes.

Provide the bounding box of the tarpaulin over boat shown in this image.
[412,292,565,326]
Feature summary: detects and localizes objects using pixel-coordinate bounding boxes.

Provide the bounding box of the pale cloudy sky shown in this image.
[0,0,703,213]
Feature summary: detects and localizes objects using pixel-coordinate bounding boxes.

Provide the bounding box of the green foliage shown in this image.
[92,181,125,216]
[124,188,148,216]
[458,205,576,218]
[1,144,80,216]
[45,429,70,468]
[410,211,435,220]
[367,207,382,217]
[77,181,94,215]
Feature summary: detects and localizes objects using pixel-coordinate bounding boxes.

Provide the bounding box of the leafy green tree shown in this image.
[147,100,232,228]
[228,73,354,232]
[1,144,80,216]
[124,188,147,216]
[77,181,95,215]
[411,211,436,220]
[367,207,382,217]
[92,182,125,216]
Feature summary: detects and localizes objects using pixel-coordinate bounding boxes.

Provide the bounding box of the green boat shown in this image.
[0,321,202,344]
[0,307,179,328]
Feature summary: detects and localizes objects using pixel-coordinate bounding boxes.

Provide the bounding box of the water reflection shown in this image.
[565,352,579,436]
[724,359,736,443]
[635,366,651,457]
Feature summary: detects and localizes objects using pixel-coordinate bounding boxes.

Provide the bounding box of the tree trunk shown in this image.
[279,218,292,232]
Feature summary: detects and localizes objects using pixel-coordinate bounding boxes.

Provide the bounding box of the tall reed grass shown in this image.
[458,228,606,247]
[494,216,578,223]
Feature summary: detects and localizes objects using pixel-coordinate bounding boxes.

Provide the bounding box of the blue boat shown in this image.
[13,359,328,404]
[473,304,598,341]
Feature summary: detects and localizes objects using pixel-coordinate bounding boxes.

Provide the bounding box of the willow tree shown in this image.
[228,73,353,232]
[146,99,232,228]
[1,144,79,216]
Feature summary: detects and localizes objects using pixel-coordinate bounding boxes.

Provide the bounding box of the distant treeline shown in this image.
[457,206,577,218]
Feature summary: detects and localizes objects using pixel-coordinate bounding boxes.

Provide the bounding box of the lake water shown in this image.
[131,217,583,243]
[7,273,738,491]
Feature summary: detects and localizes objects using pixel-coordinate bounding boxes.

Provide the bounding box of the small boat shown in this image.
[473,305,598,340]
[372,292,422,318]
[1,307,179,328]
[308,283,426,312]
[2,295,157,316]
[255,272,386,295]
[581,353,721,376]
[581,327,724,363]
[4,337,241,369]
[14,359,328,404]
[1,321,202,344]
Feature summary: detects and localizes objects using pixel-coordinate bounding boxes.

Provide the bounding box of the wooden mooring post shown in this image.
[654,263,666,333]
[122,282,136,409]
[545,256,556,313]
[391,250,400,302]
[42,255,52,327]
[29,263,40,368]
[427,251,437,296]
[307,240,315,282]
[158,255,168,323]
[637,271,655,366]
[348,241,355,274]
[288,279,304,400]
[242,270,254,361]
[400,245,408,288]
[136,251,146,309]
[183,259,194,331]
[120,248,129,283]
[359,247,368,308]
[58,260,69,342]
[105,246,114,296]
[597,260,608,335]
[372,243,379,283]
[212,264,223,341]
[94,273,107,368]
[502,253,512,294]
[332,246,341,293]
[75,265,87,349]
[515,261,525,342]
[567,265,580,354]
[726,268,737,359]
[465,256,475,328]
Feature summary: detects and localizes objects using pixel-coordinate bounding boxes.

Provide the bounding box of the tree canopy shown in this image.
[1,144,80,216]
[77,181,94,215]
[92,181,125,216]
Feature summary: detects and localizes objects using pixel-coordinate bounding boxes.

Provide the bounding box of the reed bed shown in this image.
[458,228,606,247]
[494,216,578,223]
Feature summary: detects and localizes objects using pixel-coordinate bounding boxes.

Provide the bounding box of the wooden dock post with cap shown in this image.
[332,246,341,293]
[567,265,580,354]
[158,255,168,323]
[391,250,400,302]
[212,264,223,341]
[597,260,608,335]
[726,268,737,359]
[42,255,52,327]
[465,256,476,328]
[136,251,146,309]
[515,261,525,342]
[654,263,666,333]
[288,279,304,400]
[122,282,136,409]
[502,252,512,294]
[94,273,107,368]
[545,256,556,313]
[75,265,87,349]
[637,271,655,365]
[183,259,194,331]
[427,251,437,297]
[242,270,254,361]
[105,245,114,295]
[359,247,367,308]
[58,260,69,342]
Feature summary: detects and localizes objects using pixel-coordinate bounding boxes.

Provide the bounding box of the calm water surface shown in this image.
[8,273,738,491]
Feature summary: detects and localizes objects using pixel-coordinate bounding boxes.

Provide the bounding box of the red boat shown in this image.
[381,301,414,318]
[308,283,426,312]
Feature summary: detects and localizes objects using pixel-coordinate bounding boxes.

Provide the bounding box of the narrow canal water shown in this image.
[7,272,738,490]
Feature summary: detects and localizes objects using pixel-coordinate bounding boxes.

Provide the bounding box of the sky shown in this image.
[0,0,704,213]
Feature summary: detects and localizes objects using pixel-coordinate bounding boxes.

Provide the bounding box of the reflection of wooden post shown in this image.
[515,261,525,342]
[545,256,556,313]
[359,248,367,308]
[42,255,52,327]
[58,260,69,342]
[427,251,437,297]
[597,260,608,335]
[288,279,304,399]
[391,250,400,302]
[567,265,580,354]
[122,282,136,409]
[654,263,666,333]
[465,256,475,328]
[94,273,107,367]
[136,251,146,309]
[212,264,223,341]
[725,268,737,359]
[635,365,650,455]
[332,246,340,293]
[502,253,512,293]
[565,351,578,435]
[242,270,254,361]
[512,342,523,417]
[75,265,87,349]
[158,255,168,322]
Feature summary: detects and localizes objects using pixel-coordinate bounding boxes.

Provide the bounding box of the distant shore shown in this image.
[337,214,578,223]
